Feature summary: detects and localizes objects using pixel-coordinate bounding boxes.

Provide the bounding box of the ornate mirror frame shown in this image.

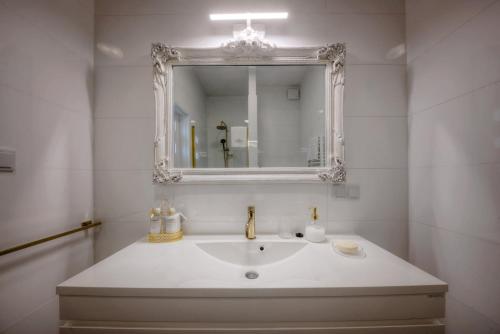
[152,41,346,184]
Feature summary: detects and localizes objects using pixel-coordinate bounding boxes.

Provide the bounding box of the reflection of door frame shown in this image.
[191,124,196,168]
[173,104,189,168]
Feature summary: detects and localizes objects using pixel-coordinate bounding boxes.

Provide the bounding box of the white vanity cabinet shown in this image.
[57,235,447,333]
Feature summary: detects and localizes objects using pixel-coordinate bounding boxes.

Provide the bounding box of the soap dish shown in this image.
[332,240,366,258]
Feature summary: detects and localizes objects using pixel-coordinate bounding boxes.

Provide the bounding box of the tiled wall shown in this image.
[406,0,500,332]
[93,0,408,261]
[0,0,95,333]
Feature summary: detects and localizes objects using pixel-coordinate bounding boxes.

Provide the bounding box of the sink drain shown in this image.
[245,271,259,279]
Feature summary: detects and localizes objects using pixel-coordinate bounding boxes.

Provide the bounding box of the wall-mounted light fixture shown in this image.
[209,12,288,21]
[209,12,288,55]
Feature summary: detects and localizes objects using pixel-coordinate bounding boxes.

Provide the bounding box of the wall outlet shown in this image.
[333,184,360,199]
[347,184,360,199]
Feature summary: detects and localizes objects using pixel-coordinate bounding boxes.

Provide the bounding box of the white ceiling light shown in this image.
[209,12,288,21]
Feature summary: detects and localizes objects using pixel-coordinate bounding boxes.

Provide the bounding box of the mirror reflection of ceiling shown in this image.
[184,66,312,96]
[256,66,309,86]
[190,66,248,96]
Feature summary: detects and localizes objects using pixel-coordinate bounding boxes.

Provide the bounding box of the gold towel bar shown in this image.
[0,220,101,256]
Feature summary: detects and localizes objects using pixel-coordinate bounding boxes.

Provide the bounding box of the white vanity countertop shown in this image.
[57,235,447,298]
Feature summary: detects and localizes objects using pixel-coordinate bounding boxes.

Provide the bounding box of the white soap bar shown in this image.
[335,240,360,255]
[305,225,326,243]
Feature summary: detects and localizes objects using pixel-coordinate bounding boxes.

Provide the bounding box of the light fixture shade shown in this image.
[209,12,288,21]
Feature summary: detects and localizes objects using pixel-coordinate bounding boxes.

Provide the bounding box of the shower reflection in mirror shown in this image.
[216,120,232,168]
[172,65,325,168]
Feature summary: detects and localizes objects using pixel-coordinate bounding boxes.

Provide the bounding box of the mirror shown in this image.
[173,65,325,169]
[152,43,346,183]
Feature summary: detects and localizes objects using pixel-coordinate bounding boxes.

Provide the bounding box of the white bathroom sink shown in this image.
[58,235,448,333]
[196,240,306,266]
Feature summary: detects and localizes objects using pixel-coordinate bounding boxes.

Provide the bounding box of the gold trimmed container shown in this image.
[148,230,183,243]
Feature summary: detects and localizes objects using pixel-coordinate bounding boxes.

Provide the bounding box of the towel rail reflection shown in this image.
[0,220,101,256]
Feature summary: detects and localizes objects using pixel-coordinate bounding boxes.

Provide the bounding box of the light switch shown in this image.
[333,184,360,199]
[0,148,15,173]
[287,87,300,100]
[347,184,360,199]
[334,184,347,198]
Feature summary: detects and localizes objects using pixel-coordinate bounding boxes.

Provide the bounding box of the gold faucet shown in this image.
[246,206,256,239]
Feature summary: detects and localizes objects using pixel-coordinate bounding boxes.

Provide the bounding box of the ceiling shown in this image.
[184,65,320,96]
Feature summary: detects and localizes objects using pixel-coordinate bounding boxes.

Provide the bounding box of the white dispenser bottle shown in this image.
[164,207,187,233]
[305,207,326,243]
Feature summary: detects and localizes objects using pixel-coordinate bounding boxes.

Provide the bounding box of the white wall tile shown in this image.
[407,1,500,114]
[405,0,496,62]
[326,14,406,65]
[344,116,408,168]
[0,6,93,114]
[171,183,325,232]
[94,170,154,221]
[3,297,59,334]
[409,222,500,325]
[409,82,500,167]
[328,168,408,222]
[31,169,93,227]
[77,0,94,11]
[94,0,404,30]
[345,65,407,117]
[445,295,500,334]
[94,216,149,262]
[410,164,500,244]
[3,0,94,61]
[265,13,330,47]
[32,100,93,171]
[327,0,404,14]
[94,117,154,170]
[95,14,234,66]
[95,66,154,118]
[96,0,328,16]
[168,183,328,232]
